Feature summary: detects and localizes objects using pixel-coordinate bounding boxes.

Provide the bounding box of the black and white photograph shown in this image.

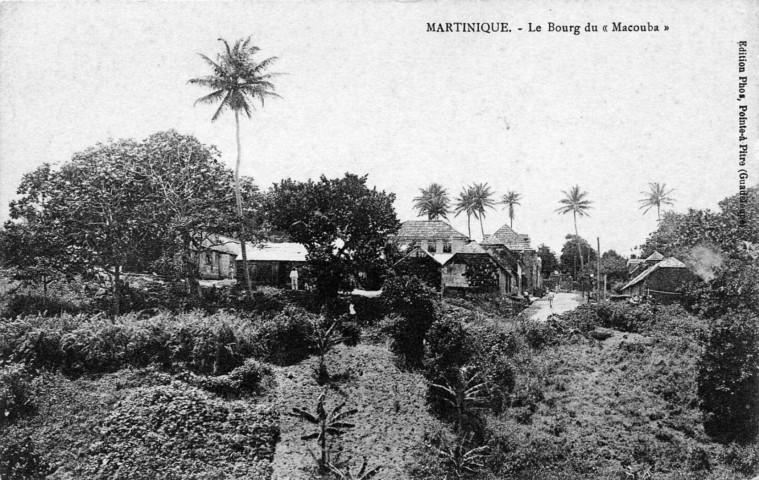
[0,1,757,479]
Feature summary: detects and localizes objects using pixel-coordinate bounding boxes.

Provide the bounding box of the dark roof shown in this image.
[394,220,469,241]
[483,224,532,250]
[443,241,514,274]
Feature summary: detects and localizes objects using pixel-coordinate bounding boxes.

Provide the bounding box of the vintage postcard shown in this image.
[0,1,757,479]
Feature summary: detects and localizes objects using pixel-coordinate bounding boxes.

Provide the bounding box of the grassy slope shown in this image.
[271,343,444,480]
[489,316,755,479]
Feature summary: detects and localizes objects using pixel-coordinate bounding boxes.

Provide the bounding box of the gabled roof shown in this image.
[483,223,532,251]
[646,251,664,261]
[621,257,688,291]
[230,242,308,262]
[394,220,469,241]
[442,241,513,273]
[395,246,451,265]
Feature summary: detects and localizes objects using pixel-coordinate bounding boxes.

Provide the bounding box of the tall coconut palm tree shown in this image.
[500,190,522,228]
[639,182,675,220]
[413,183,450,221]
[470,183,496,240]
[454,186,478,240]
[189,37,281,298]
[556,185,593,270]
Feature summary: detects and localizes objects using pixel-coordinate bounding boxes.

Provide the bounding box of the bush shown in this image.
[698,310,759,443]
[0,310,261,376]
[78,384,279,479]
[0,436,50,480]
[381,276,438,367]
[721,442,759,476]
[257,306,316,365]
[180,359,273,397]
[0,363,36,424]
[424,316,473,380]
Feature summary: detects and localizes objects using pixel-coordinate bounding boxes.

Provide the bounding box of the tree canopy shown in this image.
[265,173,400,301]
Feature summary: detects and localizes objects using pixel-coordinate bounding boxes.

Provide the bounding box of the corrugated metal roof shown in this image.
[229,242,308,262]
[394,220,469,241]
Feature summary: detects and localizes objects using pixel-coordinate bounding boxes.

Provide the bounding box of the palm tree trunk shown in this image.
[480,216,485,240]
[234,111,254,299]
[574,211,584,270]
[467,214,471,239]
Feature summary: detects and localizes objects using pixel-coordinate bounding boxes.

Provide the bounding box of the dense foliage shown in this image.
[380,276,438,367]
[80,384,279,479]
[698,311,759,443]
[265,173,400,300]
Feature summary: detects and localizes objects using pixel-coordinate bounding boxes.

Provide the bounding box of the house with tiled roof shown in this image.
[440,241,519,296]
[482,223,543,294]
[392,220,470,255]
[620,256,699,302]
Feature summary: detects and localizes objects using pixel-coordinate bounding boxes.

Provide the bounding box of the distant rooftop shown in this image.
[395,220,469,241]
[621,256,688,291]
[483,223,532,250]
[646,251,665,261]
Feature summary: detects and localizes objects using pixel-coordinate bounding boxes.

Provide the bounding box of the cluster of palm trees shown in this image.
[413,182,676,246]
[413,183,523,239]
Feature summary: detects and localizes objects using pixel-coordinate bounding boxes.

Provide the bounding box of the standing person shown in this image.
[548,290,555,309]
[290,267,299,291]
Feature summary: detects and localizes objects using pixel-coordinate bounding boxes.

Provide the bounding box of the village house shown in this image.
[192,235,238,280]
[482,223,543,294]
[232,242,308,288]
[627,251,664,277]
[620,256,700,302]
[392,220,470,255]
[440,242,517,296]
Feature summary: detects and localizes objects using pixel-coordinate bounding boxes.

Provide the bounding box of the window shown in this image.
[443,242,452,253]
[427,243,436,253]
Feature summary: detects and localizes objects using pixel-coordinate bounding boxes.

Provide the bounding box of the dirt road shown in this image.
[523,292,583,322]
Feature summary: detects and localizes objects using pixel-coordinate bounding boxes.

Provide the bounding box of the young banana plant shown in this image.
[430,365,488,432]
[291,388,357,471]
[434,431,489,479]
[327,456,382,480]
[311,317,345,384]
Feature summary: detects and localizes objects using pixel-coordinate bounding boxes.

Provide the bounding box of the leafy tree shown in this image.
[265,173,400,301]
[600,250,628,287]
[189,37,281,299]
[639,182,675,220]
[500,190,522,228]
[413,183,450,221]
[698,310,759,443]
[454,186,477,240]
[131,130,254,295]
[559,234,596,279]
[556,185,593,270]
[537,244,558,278]
[470,183,496,240]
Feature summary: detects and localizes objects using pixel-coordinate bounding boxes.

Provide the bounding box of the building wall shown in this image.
[236,260,308,287]
[442,254,501,294]
[647,268,699,294]
[199,251,237,280]
[395,253,442,290]
[404,238,468,255]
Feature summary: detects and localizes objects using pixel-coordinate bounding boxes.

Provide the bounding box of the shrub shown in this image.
[721,442,759,476]
[381,276,438,367]
[698,310,759,443]
[0,436,50,480]
[180,359,273,397]
[257,306,316,365]
[424,316,473,380]
[79,384,279,479]
[0,363,36,424]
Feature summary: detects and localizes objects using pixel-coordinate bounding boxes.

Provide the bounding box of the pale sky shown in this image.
[1,1,757,256]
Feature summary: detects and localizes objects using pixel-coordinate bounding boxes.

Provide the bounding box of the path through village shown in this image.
[524,292,583,322]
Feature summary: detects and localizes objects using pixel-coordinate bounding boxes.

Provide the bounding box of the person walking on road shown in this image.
[548,290,555,309]
[290,267,299,291]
